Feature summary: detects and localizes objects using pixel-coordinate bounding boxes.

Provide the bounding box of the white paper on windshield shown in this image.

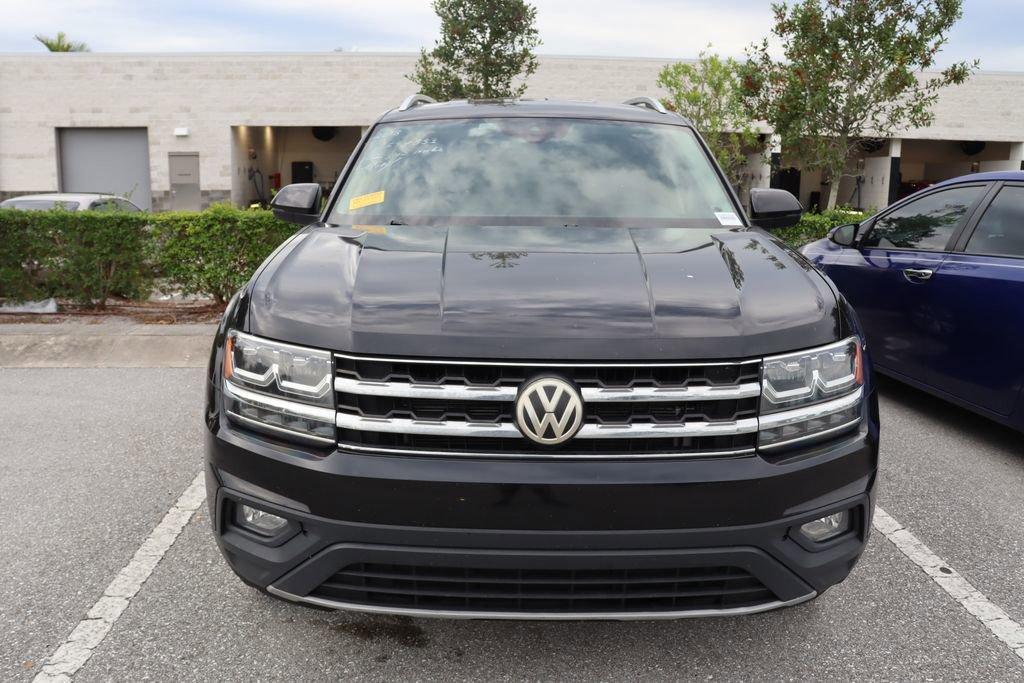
[715,212,743,226]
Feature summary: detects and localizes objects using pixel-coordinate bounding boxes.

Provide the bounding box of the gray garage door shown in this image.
[58,128,152,210]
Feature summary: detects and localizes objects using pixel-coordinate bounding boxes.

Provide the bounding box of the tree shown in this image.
[34,31,90,52]
[657,49,762,191]
[743,0,977,209]
[410,0,540,101]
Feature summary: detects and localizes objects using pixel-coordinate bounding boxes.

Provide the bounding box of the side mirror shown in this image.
[749,188,803,230]
[270,183,322,225]
[828,223,859,247]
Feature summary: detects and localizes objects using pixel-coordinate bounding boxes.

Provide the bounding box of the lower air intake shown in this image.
[310,562,779,615]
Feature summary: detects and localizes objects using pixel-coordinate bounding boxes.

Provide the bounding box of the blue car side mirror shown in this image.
[829,223,859,247]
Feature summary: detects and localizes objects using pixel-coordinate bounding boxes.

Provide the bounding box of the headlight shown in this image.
[222,331,335,445]
[758,337,864,450]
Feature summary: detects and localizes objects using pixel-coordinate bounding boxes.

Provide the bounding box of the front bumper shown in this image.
[205,398,878,619]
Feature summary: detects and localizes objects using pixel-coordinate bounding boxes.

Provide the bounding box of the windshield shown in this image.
[0,199,80,211]
[329,117,739,228]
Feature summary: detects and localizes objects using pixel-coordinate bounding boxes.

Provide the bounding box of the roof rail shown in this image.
[623,96,668,114]
[398,94,437,112]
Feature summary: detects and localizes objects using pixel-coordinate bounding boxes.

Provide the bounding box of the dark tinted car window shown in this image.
[966,186,1024,258]
[861,185,984,251]
[330,118,736,228]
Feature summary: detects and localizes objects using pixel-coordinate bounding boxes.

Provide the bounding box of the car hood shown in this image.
[247,224,840,360]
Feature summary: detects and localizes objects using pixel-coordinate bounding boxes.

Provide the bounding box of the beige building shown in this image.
[1,52,1022,211]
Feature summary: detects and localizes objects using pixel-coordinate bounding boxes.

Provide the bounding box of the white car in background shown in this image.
[0,193,143,212]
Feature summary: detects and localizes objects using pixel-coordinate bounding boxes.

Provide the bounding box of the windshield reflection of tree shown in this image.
[342,119,728,226]
[871,202,968,249]
[861,201,968,268]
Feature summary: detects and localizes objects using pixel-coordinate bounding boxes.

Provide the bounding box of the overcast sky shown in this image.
[1,0,1021,71]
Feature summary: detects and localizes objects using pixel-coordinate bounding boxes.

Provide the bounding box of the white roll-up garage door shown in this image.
[58,128,152,210]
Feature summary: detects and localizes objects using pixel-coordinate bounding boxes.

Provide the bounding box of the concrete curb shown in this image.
[0,321,217,368]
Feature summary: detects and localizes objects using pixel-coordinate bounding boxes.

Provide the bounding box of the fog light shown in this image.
[800,510,850,542]
[238,504,288,535]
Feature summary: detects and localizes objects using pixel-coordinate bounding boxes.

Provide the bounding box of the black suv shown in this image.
[205,96,878,619]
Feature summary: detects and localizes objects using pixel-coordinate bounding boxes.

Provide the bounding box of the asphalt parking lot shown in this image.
[2,323,1023,681]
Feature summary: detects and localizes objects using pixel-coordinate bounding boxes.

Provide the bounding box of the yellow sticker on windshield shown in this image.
[349,190,385,211]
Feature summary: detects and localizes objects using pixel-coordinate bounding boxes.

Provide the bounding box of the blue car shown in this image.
[802,171,1024,432]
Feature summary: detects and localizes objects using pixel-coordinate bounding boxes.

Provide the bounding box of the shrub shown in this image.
[0,202,870,308]
[48,211,152,306]
[0,208,48,302]
[149,204,296,304]
[0,204,295,307]
[0,208,150,307]
[774,207,868,249]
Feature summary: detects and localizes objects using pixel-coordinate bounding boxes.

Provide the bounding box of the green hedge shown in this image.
[774,208,868,249]
[0,203,868,308]
[148,205,296,303]
[0,205,295,308]
[0,208,49,302]
[0,209,152,306]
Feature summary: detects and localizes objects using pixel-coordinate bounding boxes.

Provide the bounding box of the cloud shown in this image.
[535,0,773,58]
[225,0,772,57]
[0,0,1018,71]
[0,0,280,52]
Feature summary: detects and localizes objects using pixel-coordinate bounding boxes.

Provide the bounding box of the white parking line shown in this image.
[25,478,1024,678]
[33,472,206,682]
[874,506,1024,665]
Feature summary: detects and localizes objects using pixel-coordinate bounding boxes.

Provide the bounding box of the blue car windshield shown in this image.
[329,118,738,228]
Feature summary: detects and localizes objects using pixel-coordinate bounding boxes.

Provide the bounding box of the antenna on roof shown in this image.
[397,94,437,112]
[623,96,668,114]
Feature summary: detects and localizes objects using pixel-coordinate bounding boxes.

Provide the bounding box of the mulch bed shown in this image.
[0,299,223,325]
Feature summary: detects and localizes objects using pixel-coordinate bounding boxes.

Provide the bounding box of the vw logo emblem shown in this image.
[514,377,584,445]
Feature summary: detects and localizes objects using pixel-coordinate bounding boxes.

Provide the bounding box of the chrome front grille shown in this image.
[335,353,761,458]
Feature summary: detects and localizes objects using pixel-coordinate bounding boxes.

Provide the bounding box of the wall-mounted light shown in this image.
[174,127,190,137]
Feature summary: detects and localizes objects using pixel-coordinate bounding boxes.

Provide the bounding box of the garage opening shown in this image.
[782,138,896,211]
[896,139,1017,201]
[58,128,152,210]
[230,125,362,207]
